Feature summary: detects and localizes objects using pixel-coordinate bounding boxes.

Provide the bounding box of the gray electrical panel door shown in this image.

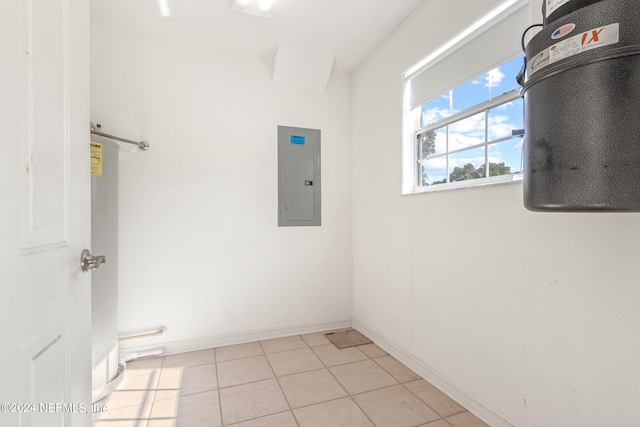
[278,126,321,226]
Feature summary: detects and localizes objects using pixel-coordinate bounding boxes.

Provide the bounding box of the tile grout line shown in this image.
[213,348,225,427]
[215,343,266,364]
[348,395,378,427]
[367,352,468,424]
[365,349,470,424]
[399,382,450,423]
[309,344,371,369]
[216,353,265,364]
[141,355,166,425]
[221,410,296,427]
[368,355,443,416]
[321,343,380,427]
[259,337,302,427]
[397,378,469,421]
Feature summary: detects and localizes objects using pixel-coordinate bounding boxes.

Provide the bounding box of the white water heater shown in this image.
[91,139,123,402]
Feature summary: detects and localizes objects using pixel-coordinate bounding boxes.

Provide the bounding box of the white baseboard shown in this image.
[352,318,516,427]
[119,317,514,426]
[118,318,353,358]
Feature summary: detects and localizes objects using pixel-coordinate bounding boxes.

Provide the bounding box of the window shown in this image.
[402,0,531,194]
[416,56,524,187]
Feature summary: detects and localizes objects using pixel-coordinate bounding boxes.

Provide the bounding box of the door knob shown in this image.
[81,249,106,272]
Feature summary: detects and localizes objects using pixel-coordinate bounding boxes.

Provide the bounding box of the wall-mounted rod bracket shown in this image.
[91,130,150,151]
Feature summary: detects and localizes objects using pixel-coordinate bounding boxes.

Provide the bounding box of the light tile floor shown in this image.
[93,331,489,427]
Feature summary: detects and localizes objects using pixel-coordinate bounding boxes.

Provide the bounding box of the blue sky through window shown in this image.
[419,56,524,186]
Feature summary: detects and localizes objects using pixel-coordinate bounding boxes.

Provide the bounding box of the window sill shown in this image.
[404,173,523,195]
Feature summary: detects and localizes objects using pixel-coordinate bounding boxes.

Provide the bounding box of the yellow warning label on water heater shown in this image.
[90,142,102,176]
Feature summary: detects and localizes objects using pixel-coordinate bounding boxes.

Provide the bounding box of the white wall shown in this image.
[352,0,640,426]
[90,24,353,352]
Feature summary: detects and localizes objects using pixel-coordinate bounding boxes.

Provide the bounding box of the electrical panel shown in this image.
[278,126,321,226]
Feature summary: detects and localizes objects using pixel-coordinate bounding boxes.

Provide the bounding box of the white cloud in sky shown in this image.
[487,114,515,140]
[485,67,505,88]
[448,133,483,152]
[423,107,450,126]
[450,155,485,169]
[514,140,523,151]
[449,112,484,136]
[424,155,447,170]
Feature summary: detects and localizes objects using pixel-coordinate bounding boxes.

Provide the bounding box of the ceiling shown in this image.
[90,0,425,71]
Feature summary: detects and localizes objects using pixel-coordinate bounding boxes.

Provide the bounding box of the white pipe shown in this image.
[92,361,126,403]
[95,348,164,401]
[122,348,164,363]
[118,326,167,343]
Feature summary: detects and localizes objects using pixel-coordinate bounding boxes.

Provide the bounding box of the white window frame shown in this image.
[415,85,523,190]
[401,0,531,195]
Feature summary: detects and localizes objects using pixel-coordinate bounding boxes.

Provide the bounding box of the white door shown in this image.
[0,0,92,426]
